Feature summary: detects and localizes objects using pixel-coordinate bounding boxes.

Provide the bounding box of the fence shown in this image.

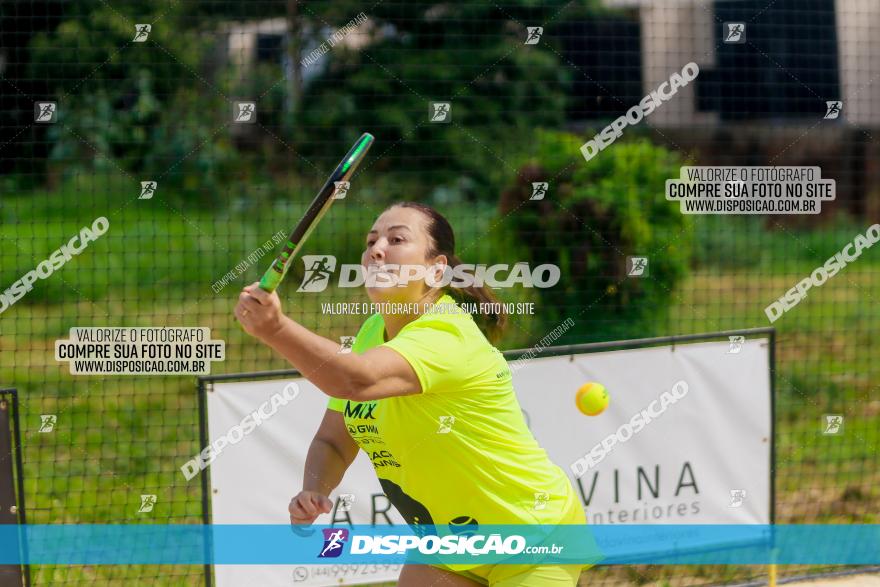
[0,0,877,585]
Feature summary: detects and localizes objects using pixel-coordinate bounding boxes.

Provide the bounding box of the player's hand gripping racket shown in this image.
[258,132,374,292]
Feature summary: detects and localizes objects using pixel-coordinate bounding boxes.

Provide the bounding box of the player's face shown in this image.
[362,206,445,304]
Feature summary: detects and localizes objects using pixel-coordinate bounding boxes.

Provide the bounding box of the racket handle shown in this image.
[259,264,283,293]
[260,238,297,292]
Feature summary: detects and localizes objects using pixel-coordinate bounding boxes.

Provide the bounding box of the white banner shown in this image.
[206,336,771,586]
[205,376,404,587]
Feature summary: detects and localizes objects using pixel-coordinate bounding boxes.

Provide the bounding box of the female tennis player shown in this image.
[235,202,588,586]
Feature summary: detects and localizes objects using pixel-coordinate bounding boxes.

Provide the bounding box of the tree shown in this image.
[295,1,582,197]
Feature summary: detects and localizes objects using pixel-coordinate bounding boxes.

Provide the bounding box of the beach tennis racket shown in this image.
[258,132,375,292]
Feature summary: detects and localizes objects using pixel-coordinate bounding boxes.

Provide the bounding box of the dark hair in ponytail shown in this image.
[387,201,508,344]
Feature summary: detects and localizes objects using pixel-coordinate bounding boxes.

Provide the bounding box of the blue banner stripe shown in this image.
[0,525,877,565]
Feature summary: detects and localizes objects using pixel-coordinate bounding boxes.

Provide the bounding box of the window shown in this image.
[711,0,839,120]
[256,33,283,63]
[556,17,642,121]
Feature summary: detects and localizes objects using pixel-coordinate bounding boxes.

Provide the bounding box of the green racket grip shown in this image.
[260,233,302,292]
[259,265,283,293]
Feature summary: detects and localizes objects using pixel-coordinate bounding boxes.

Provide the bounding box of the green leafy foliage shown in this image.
[498,131,693,342]
[296,2,574,196]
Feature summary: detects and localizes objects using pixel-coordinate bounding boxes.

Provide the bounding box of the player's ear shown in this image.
[429,254,448,271]
[426,255,448,285]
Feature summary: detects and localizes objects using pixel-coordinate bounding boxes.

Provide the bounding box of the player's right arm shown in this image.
[289,408,359,525]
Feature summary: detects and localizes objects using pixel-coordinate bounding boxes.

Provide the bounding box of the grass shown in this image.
[1,175,878,585]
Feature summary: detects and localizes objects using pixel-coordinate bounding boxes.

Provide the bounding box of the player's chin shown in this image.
[364,285,422,306]
[364,286,399,304]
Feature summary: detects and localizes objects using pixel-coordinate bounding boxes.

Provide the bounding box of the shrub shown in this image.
[498,131,693,343]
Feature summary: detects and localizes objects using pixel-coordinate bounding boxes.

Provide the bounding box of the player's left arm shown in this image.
[236,283,421,401]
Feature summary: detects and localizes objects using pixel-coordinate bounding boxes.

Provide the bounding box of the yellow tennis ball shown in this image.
[576,382,609,416]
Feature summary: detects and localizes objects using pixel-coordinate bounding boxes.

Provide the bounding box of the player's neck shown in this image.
[381,290,443,340]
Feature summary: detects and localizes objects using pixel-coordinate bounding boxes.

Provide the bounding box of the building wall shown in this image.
[836,0,880,126]
[637,0,718,128]
[606,0,880,128]
[598,0,878,219]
